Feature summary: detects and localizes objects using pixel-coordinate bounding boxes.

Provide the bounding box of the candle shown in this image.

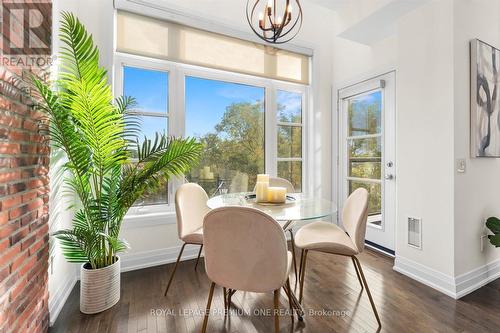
[267,186,287,203]
[255,181,269,203]
[256,174,270,183]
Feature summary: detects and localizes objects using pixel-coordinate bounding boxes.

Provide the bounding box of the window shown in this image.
[115,13,310,212]
[277,90,303,191]
[185,77,265,195]
[123,66,169,205]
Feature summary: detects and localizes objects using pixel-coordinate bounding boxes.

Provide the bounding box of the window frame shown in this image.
[114,52,308,216]
[274,85,307,192]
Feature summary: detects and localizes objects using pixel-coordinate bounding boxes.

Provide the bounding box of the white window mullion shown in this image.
[266,85,278,177]
[302,88,308,194]
[168,65,185,203]
[277,157,303,162]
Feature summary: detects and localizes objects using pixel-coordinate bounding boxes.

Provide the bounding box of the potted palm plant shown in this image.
[33,12,202,314]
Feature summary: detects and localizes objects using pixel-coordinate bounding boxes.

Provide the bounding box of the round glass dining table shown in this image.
[207,192,337,226]
[207,192,337,321]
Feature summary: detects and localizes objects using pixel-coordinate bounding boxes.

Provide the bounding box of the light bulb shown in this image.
[267,0,273,8]
[277,16,282,25]
[259,12,264,20]
[287,4,293,13]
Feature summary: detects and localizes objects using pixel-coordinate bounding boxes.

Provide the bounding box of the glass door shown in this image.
[339,72,396,252]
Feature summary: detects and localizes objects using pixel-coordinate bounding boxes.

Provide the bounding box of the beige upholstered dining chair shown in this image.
[269,177,295,193]
[201,207,294,333]
[294,188,381,327]
[252,177,299,288]
[164,183,210,297]
[253,177,295,193]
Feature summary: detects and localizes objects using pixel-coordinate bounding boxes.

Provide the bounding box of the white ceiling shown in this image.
[306,0,351,11]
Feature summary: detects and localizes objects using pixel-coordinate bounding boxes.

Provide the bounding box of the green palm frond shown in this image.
[34,12,201,269]
[119,134,202,209]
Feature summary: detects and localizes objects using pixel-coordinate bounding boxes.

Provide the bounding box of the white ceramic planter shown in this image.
[80,256,121,314]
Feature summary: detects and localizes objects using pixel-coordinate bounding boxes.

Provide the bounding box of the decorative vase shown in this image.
[80,256,121,314]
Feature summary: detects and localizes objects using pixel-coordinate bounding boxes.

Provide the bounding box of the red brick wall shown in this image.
[0,72,51,332]
[0,1,51,332]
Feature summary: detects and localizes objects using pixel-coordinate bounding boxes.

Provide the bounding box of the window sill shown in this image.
[122,209,177,229]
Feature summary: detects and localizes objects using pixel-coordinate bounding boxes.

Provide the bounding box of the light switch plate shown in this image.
[457,158,466,173]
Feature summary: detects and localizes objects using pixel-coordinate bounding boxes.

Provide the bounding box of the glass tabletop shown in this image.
[207,193,337,222]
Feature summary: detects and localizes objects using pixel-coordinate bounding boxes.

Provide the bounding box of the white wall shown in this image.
[453,0,500,276]
[332,0,500,297]
[395,0,455,277]
[49,1,79,325]
[331,0,457,292]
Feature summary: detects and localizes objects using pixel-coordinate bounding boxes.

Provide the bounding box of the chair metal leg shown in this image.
[351,256,364,291]
[273,289,280,333]
[223,287,228,312]
[194,244,203,271]
[352,256,381,327]
[201,282,216,333]
[288,229,299,291]
[285,279,294,322]
[227,289,236,312]
[298,250,308,304]
[164,243,187,297]
[297,249,304,292]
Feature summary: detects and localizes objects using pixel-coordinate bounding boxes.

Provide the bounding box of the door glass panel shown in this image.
[278,161,302,192]
[348,90,381,136]
[278,125,302,158]
[349,161,381,179]
[348,137,381,158]
[185,76,265,195]
[346,90,383,226]
[348,181,381,219]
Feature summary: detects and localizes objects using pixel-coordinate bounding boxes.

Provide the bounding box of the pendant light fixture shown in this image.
[246,0,303,44]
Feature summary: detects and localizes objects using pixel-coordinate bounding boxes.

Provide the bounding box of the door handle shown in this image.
[385,174,394,180]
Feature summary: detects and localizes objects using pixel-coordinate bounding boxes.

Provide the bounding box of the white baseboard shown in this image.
[454,258,500,298]
[393,255,457,298]
[49,272,78,327]
[394,256,500,299]
[120,244,202,273]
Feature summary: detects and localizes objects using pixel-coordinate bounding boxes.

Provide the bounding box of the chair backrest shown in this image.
[252,177,296,193]
[203,207,288,292]
[175,183,210,240]
[229,171,249,193]
[342,188,369,253]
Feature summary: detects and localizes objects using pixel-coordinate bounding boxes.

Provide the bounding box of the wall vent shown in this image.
[407,217,422,249]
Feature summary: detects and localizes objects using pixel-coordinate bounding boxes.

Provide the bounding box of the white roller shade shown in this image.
[117,11,310,84]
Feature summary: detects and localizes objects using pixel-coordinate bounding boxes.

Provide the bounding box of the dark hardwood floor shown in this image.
[50,248,500,333]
